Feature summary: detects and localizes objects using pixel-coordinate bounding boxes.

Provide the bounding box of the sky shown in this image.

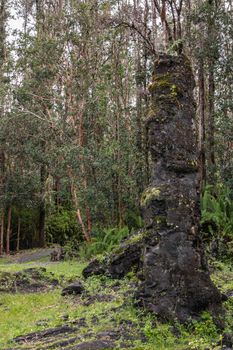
[7,7,24,43]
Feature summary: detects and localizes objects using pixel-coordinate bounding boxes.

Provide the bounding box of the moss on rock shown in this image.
[140,187,161,208]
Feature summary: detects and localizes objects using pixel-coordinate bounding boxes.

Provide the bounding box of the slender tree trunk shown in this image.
[54,176,60,207]
[77,209,89,242]
[207,0,216,181]
[70,175,89,241]
[0,1,6,256]
[134,1,144,195]
[0,210,4,255]
[85,206,92,234]
[59,0,63,12]
[79,113,92,237]
[6,206,11,255]
[198,56,206,191]
[207,61,215,171]
[0,151,5,254]
[17,217,20,252]
[145,125,150,186]
[38,163,46,247]
[135,59,144,193]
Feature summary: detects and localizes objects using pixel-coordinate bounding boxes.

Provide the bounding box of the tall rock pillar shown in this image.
[139,54,221,321]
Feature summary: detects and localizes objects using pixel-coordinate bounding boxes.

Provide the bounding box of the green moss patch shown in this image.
[141,187,161,207]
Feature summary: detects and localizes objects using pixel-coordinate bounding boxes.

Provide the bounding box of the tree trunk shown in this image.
[6,206,11,255]
[70,175,89,242]
[38,163,46,247]
[77,209,89,242]
[135,59,144,194]
[53,176,60,207]
[207,0,216,182]
[207,61,215,172]
[0,210,4,255]
[17,217,21,252]
[0,0,6,256]
[198,56,206,191]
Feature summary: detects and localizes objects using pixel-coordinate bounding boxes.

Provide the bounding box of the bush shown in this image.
[46,209,83,245]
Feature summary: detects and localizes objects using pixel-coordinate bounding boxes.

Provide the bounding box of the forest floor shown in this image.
[0,249,232,350]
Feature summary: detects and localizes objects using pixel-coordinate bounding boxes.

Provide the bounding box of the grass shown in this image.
[0,291,69,347]
[45,261,87,280]
[0,250,232,350]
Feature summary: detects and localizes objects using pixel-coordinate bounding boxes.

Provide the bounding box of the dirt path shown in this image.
[13,248,54,264]
[0,248,57,267]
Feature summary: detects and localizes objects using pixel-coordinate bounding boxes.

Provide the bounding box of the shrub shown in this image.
[46,209,83,245]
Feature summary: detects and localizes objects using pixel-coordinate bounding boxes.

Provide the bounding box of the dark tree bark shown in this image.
[207,0,216,181]
[0,210,4,255]
[38,162,46,247]
[17,217,21,252]
[198,55,206,191]
[0,0,6,255]
[135,58,144,194]
[6,206,11,255]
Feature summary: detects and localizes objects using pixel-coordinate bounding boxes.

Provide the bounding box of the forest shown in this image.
[0,0,232,349]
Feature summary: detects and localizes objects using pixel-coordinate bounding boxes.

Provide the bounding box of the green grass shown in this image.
[0,256,87,279]
[45,261,87,280]
[0,290,70,347]
[0,252,232,350]
[0,289,125,348]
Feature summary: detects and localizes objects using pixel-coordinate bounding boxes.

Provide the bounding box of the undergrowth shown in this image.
[201,184,233,258]
[0,255,232,350]
[77,226,130,260]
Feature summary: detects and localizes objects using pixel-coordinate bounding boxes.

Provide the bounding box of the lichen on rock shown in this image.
[140,187,161,208]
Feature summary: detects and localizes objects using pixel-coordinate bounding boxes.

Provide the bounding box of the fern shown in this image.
[201,185,233,238]
[78,226,130,260]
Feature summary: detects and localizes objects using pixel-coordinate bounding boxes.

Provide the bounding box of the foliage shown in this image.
[7,207,39,250]
[78,226,130,260]
[122,210,144,231]
[201,185,233,239]
[186,312,220,350]
[143,319,176,348]
[0,0,232,252]
[46,209,83,246]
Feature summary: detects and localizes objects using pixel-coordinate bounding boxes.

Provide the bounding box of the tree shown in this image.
[0,0,7,254]
[0,0,232,251]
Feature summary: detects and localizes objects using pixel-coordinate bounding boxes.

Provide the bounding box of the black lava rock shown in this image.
[61,281,85,296]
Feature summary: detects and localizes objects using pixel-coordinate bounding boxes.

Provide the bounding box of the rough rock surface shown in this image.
[10,311,145,350]
[0,267,59,293]
[136,54,222,321]
[61,281,85,296]
[83,54,222,322]
[14,325,75,343]
[83,233,144,279]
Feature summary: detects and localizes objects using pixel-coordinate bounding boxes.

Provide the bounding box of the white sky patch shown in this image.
[7,7,24,43]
